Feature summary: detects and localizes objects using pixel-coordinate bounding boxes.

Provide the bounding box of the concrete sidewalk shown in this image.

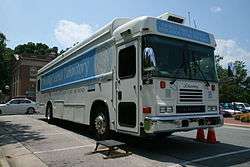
[0,134,47,167]
[0,148,10,167]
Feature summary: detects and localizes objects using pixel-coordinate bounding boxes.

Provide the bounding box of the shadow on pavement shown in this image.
[39,118,94,139]
[0,119,45,146]
[118,135,250,167]
[44,118,250,167]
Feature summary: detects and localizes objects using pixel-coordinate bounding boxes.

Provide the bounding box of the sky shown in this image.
[1,0,250,72]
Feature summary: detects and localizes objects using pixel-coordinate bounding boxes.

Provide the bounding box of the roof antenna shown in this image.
[188,12,191,26]
[193,18,197,28]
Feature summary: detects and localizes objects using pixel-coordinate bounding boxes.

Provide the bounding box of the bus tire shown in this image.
[92,107,110,140]
[46,103,53,124]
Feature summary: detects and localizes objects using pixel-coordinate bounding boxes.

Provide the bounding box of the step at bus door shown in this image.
[116,40,139,133]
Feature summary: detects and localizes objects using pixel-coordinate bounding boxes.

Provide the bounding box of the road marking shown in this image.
[182,148,250,165]
[11,132,65,136]
[223,125,250,131]
[33,144,95,154]
[41,132,65,136]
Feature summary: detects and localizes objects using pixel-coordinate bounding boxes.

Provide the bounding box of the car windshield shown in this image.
[142,35,218,82]
[223,103,233,109]
[244,103,250,107]
[236,104,244,109]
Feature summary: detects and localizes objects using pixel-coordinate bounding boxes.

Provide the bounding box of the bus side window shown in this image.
[37,79,40,92]
[118,45,136,79]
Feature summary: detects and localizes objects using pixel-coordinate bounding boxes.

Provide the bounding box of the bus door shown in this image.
[116,40,139,133]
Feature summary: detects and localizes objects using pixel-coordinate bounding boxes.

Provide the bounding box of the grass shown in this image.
[234,113,250,123]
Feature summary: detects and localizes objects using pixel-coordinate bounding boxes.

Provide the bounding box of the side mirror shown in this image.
[143,47,156,72]
[143,47,156,84]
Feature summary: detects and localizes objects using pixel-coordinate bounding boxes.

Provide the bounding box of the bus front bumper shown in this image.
[144,114,224,134]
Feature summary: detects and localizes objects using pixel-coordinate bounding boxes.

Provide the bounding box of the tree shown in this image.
[14,42,58,58]
[0,32,14,97]
[234,61,247,84]
[0,33,7,54]
[216,55,250,103]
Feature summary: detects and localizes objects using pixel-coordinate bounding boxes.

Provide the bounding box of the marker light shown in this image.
[160,106,173,113]
[143,107,152,114]
[160,81,166,89]
[208,106,217,112]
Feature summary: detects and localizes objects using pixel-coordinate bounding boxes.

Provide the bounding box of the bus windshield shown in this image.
[142,35,218,82]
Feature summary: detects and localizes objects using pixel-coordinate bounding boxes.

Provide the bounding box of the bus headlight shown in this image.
[208,106,217,112]
[160,106,173,113]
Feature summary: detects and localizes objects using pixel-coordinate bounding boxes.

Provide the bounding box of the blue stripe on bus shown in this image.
[41,49,96,91]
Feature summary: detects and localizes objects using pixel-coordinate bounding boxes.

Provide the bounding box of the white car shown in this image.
[220,103,242,117]
[0,98,37,115]
[232,102,250,113]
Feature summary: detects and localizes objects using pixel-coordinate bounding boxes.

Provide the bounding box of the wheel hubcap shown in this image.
[47,108,51,120]
[95,113,106,135]
[28,108,34,113]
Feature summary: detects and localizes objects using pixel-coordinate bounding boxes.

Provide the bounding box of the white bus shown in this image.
[37,13,223,139]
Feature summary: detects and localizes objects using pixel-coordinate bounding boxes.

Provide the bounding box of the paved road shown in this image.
[0,115,250,167]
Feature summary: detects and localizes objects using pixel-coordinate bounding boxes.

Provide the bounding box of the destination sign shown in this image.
[156,19,211,44]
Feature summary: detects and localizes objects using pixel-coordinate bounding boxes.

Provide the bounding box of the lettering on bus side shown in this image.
[41,49,96,91]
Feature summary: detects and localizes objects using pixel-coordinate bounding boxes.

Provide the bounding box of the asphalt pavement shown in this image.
[0,115,250,167]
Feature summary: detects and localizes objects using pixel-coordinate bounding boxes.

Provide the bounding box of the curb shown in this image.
[224,123,250,129]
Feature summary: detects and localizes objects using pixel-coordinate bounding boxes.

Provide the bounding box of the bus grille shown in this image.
[179,89,203,102]
[176,105,205,113]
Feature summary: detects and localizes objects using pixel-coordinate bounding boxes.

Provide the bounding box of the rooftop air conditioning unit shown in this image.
[158,12,185,24]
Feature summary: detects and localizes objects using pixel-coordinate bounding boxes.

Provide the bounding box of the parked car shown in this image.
[0,98,37,115]
[219,104,231,117]
[232,102,250,113]
[219,103,242,117]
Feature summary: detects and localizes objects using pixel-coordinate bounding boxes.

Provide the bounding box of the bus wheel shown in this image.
[46,104,53,124]
[93,110,110,140]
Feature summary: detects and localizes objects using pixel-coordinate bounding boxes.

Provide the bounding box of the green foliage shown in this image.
[234,113,250,122]
[216,55,250,103]
[234,114,241,120]
[0,32,13,95]
[0,33,7,54]
[14,42,58,57]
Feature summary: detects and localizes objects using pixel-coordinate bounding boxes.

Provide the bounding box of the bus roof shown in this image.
[38,15,216,75]
[38,18,130,75]
[113,16,216,47]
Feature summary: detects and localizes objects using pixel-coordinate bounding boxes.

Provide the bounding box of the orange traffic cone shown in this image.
[207,128,217,144]
[196,128,205,142]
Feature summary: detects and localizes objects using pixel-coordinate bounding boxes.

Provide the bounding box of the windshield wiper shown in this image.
[170,51,186,85]
[192,54,210,87]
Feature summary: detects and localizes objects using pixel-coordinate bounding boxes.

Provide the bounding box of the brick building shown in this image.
[11,54,56,101]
